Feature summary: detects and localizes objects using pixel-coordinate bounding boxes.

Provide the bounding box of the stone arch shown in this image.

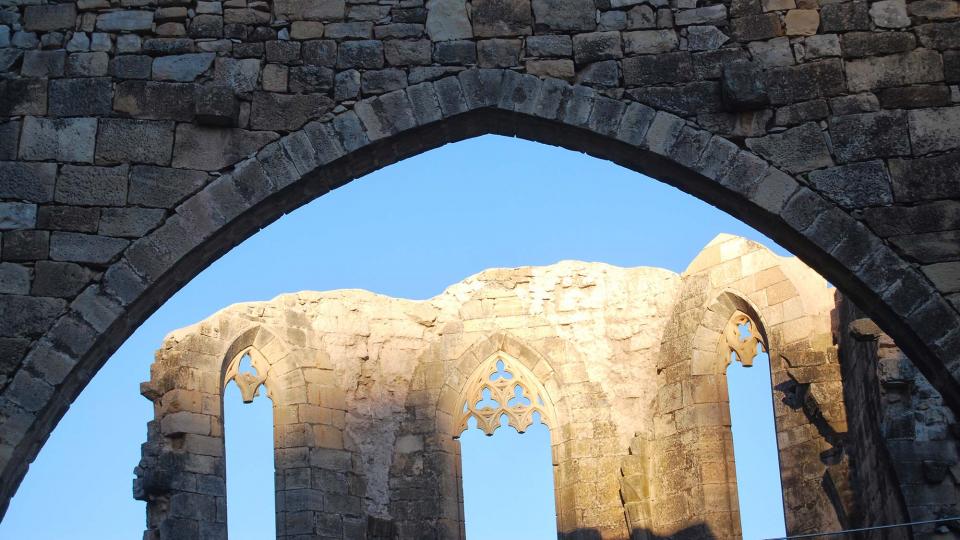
[2,66,959,518]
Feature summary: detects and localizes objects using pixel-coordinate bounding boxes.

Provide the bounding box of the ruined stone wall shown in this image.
[136,236,851,539]
[839,299,960,539]
[1,0,960,519]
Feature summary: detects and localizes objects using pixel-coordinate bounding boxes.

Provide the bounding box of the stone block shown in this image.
[828,110,910,162]
[0,78,46,117]
[354,90,417,140]
[374,23,425,39]
[870,0,910,27]
[526,35,572,57]
[114,81,196,121]
[730,13,783,41]
[0,49,23,75]
[807,160,893,208]
[916,22,960,50]
[32,261,91,298]
[265,40,301,63]
[24,4,77,32]
[531,0,597,32]
[573,31,623,64]
[922,262,960,293]
[273,0,344,20]
[526,58,575,79]
[19,116,97,163]
[189,14,223,38]
[152,53,215,82]
[37,205,100,233]
[803,34,840,59]
[721,60,768,109]
[334,69,361,101]
[194,85,239,127]
[99,207,166,237]
[213,57,261,93]
[0,121,18,161]
[0,162,57,202]
[623,29,678,54]
[49,77,112,117]
[21,50,66,77]
[172,125,279,171]
[336,40,384,69]
[472,0,532,37]
[251,92,333,131]
[747,36,794,66]
[0,202,37,231]
[2,230,49,261]
[477,39,522,68]
[774,99,829,125]
[262,64,288,92]
[55,164,129,206]
[425,0,472,41]
[745,122,833,173]
[50,231,128,264]
[908,107,960,154]
[302,40,337,67]
[96,10,154,32]
[289,65,335,92]
[290,21,323,40]
[129,165,208,208]
[66,52,109,77]
[110,55,153,79]
[675,5,728,25]
[95,118,175,166]
[909,0,959,18]
[623,52,692,86]
[385,39,431,66]
[765,59,845,104]
[686,25,729,50]
[433,40,476,64]
[785,9,819,35]
[325,22,373,39]
[577,60,620,87]
[161,411,211,436]
[888,150,960,202]
[361,68,408,94]
[841,31,916,58]
[820,1,871,31]
[627,5,657,28]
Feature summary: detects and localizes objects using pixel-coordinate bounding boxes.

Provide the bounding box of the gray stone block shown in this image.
[425,0,472,41]
[354,90,417,140]
[0,78,46,117]
[0,162,57,202]
[828,110,910,162]
[114,81,196,121]
[630,81,722,116]
[96,11,154,32]
[361,68,408,94]
[172,125,279,171]
[32,261,91,298]
[19,116,97,164]
[577,60,620,87]
[385,39,431,66]
[765,59,845,104]
[66,52,109,77]
[24,4,77,32]
[95,118,176,166]
[194,85,239,127]
[302,40,336,67]
[50,232,129,264]
[908,107,960,155]
[845,50,944,93]
[49,78,113,117]
[213,57,261,93]
[623,52,693,86]
[37,205,100,233]
[336,40,384,69]
[128,165,207,209]
[573,31,623,64]
[0,120,17,161]
[55,164,129,206]
[532,0,596,32]
[477,39,522,68]
[0,263,29,295]
[729,13,783,41]
[2,230,50,261]
[152,53,215,82]
[21,50,66,78]
[525,35,572,57]
[807,161,893,209]
[472,0,533,37]
[288,65,334,93]
[433,40,476,65]
[889,151,960,203]
[110,55,153,79]
[334,69,361,101]
[745,122,833,173]
[623,29,678,55]
[250,92,333,131]
[0,202,37,231]
[99,207,166,237]
[820,1,871,32]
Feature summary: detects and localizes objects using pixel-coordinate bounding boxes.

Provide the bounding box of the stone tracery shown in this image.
[455,352,555,437]
[722,311,766,368]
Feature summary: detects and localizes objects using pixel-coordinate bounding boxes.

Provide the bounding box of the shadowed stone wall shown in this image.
[135,236,863,539]
[1,0,960,523]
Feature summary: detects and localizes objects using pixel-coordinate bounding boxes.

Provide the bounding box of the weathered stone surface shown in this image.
[686,25,728,50]
[21,50,65,78]
[37,205,100,233]
[629,82,722,116]
[889,151,960,202]
[55,165,129,206]
[336,40,384,69]
[623,30,678,54]
[433,40,475,64]
[916,21,960,49]
[472,0,532,37]
[747,36,794,66]
[745,122,833,173]
[49,232,129,264]
[807,161,892,208]
[623,52,692,86]
[99,208,166,237]
[0,202,37,231]
[194,85,240,127]
[820,1,871,31]
[172,125,279,170]
[24,4,76,32]
[730,13,783,41]
[425,0,472,41]
[19,117,97,164]
[129,165,208,208]
[32,261,91,298]
[385,39,431,66]
[0,296,65,337]
[526,35,572,57]
[908,107,960,155]
[0,162,57,202]
[114,81,196,121]
[49,78,113,117]
[828,110,910,163]
[845,50,944,92]
[870,0,910,27]
[152,53,215,82]
[531,0,596,32]
[95,119,175,166]
[273,0,343,21]
[477,39,522,67]
[250,92,334,131]
[841,31,916,58]
[765,59,844,104]
[110,55,153,79]
[96,11,154,32]
[721,60,768,109]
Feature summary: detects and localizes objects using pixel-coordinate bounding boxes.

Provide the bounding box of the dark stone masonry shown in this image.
[0,0,959,536]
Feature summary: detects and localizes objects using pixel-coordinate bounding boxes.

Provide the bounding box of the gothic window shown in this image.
[455,353,554,437]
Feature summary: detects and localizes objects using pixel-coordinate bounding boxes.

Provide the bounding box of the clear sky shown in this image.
[0,135,789,539]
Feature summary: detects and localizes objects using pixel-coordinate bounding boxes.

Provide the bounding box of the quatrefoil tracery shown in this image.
[224,347,269,403]
[455,353,554,437]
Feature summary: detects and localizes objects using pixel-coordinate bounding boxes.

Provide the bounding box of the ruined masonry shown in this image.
[136,235,960,539]
[1,0,960,532]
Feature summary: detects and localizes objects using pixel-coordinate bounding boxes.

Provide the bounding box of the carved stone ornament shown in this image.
[224,347,269,403]
[455,351,555,437]
[723,312,766,367]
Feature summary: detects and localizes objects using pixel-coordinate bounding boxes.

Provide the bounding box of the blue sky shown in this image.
[0,135,787,539]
